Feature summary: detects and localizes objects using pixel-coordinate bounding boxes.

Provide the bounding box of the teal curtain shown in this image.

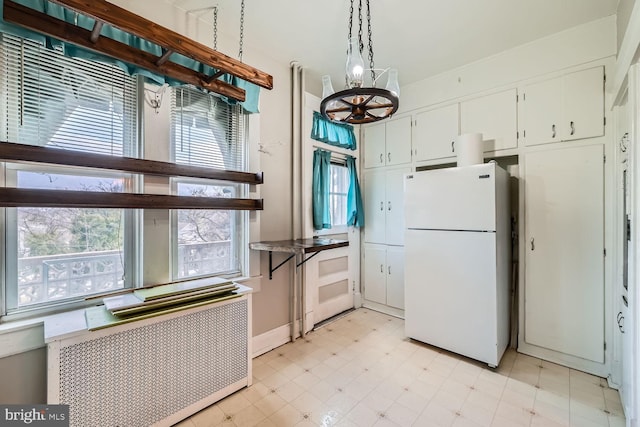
[346,156,364,227]
[310,111,357,150]
[0,0,260,113]
[312,149,332,230]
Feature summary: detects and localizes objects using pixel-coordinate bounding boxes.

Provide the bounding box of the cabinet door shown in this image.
[461,89,518,152]
[414,104,459,161]
[363,122,386,168]
[385,116,412,166]
[385,168,410,245]
[363,245,387,304]
[524,144,604,363]
[386,247,404,309]
[519,77,562,146]
[363,170,386,244]
[562,67,604,142]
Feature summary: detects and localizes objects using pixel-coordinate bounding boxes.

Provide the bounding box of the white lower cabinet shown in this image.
[363,244,404,310]
[522,143,605,365]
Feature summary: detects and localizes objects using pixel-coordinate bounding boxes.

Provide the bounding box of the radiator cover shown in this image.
[48,296,250,427]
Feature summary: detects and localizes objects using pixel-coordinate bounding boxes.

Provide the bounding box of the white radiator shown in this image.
[46,292,252,427]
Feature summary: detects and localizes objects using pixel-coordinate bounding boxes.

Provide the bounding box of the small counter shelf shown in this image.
[249,238,349,340]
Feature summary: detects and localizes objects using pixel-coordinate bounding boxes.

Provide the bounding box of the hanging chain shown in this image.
[357,0,364,54]
[213,6,218,51]
[238,0,245,61]
[365,0,376,84]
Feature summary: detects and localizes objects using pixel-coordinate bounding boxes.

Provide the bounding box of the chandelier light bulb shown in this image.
[345,37,365,88]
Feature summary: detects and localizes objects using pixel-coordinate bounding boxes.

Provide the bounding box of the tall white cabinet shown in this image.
[523,144,605,364]
[362,116,411,316]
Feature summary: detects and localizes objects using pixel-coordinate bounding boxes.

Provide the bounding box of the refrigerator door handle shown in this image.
[530,237,535,251]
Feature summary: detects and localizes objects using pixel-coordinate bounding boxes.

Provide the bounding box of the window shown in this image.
[0,34,139,316]
[170,86,248,280]
[329,162,349,227]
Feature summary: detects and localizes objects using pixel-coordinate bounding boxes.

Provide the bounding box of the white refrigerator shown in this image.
[404,162,511,367]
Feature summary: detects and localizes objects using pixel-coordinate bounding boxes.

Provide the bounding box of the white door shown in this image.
[364,245,386,304]
[414,104,459,161]
[524,144,604,363]
[385,168,410,245]
[405,229,499,365]
[363,170,386,244]
[386,246,404,309]
[562,66,604,142]
[460,89,518,152]
[520,77,562,146]
[385,116,412,166]
[363,122,386,168]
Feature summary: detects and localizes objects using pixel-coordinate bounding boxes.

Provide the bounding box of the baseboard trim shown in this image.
[252,323,292,358]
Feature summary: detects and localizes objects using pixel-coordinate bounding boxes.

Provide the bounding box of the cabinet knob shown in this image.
[530,237,535,251]
[388,201,392,211]
[552,124,556,139]
[380,201,384,211]
[380,153,383,163]
[387,152,391,163]
[388,266,391,275]
[380,264,384,273]
[570,121,575,136]
[451,141,455,153]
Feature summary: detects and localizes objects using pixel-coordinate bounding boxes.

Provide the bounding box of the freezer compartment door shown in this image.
[405,163,497,231]
[404,229,502,366]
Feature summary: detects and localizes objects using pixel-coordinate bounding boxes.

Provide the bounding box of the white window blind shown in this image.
[171,86,246,171]
[0,33,138,156]
[170,86,248,280]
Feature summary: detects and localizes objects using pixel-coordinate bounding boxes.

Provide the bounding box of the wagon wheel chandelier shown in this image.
[320,0,399,125]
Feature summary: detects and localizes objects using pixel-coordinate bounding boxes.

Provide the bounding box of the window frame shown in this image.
[169,86,250,281]
[0,33,141,320]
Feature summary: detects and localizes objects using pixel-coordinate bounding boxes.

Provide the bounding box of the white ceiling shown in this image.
[165,0,618,90]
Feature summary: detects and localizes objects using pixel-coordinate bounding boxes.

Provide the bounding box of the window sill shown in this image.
[0,276,261,358]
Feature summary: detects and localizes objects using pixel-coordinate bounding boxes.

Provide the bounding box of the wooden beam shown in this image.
[4,1,246,101]
[0,188,264,210]
[0,142,264,185]
[89,21,103,43]
[46,0,273,90]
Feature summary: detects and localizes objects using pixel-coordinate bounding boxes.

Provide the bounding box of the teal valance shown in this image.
[311,111,357,150]
[0,0,260,113]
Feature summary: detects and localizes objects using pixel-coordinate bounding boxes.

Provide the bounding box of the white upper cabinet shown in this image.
[562,67,604,142]
[460,88,518,152]
[385,116,412,166]
[519,66,604,146]
[363,122,386,168]
[363,116,412,168]
[413,104,459,162]
[518,78,563,145]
